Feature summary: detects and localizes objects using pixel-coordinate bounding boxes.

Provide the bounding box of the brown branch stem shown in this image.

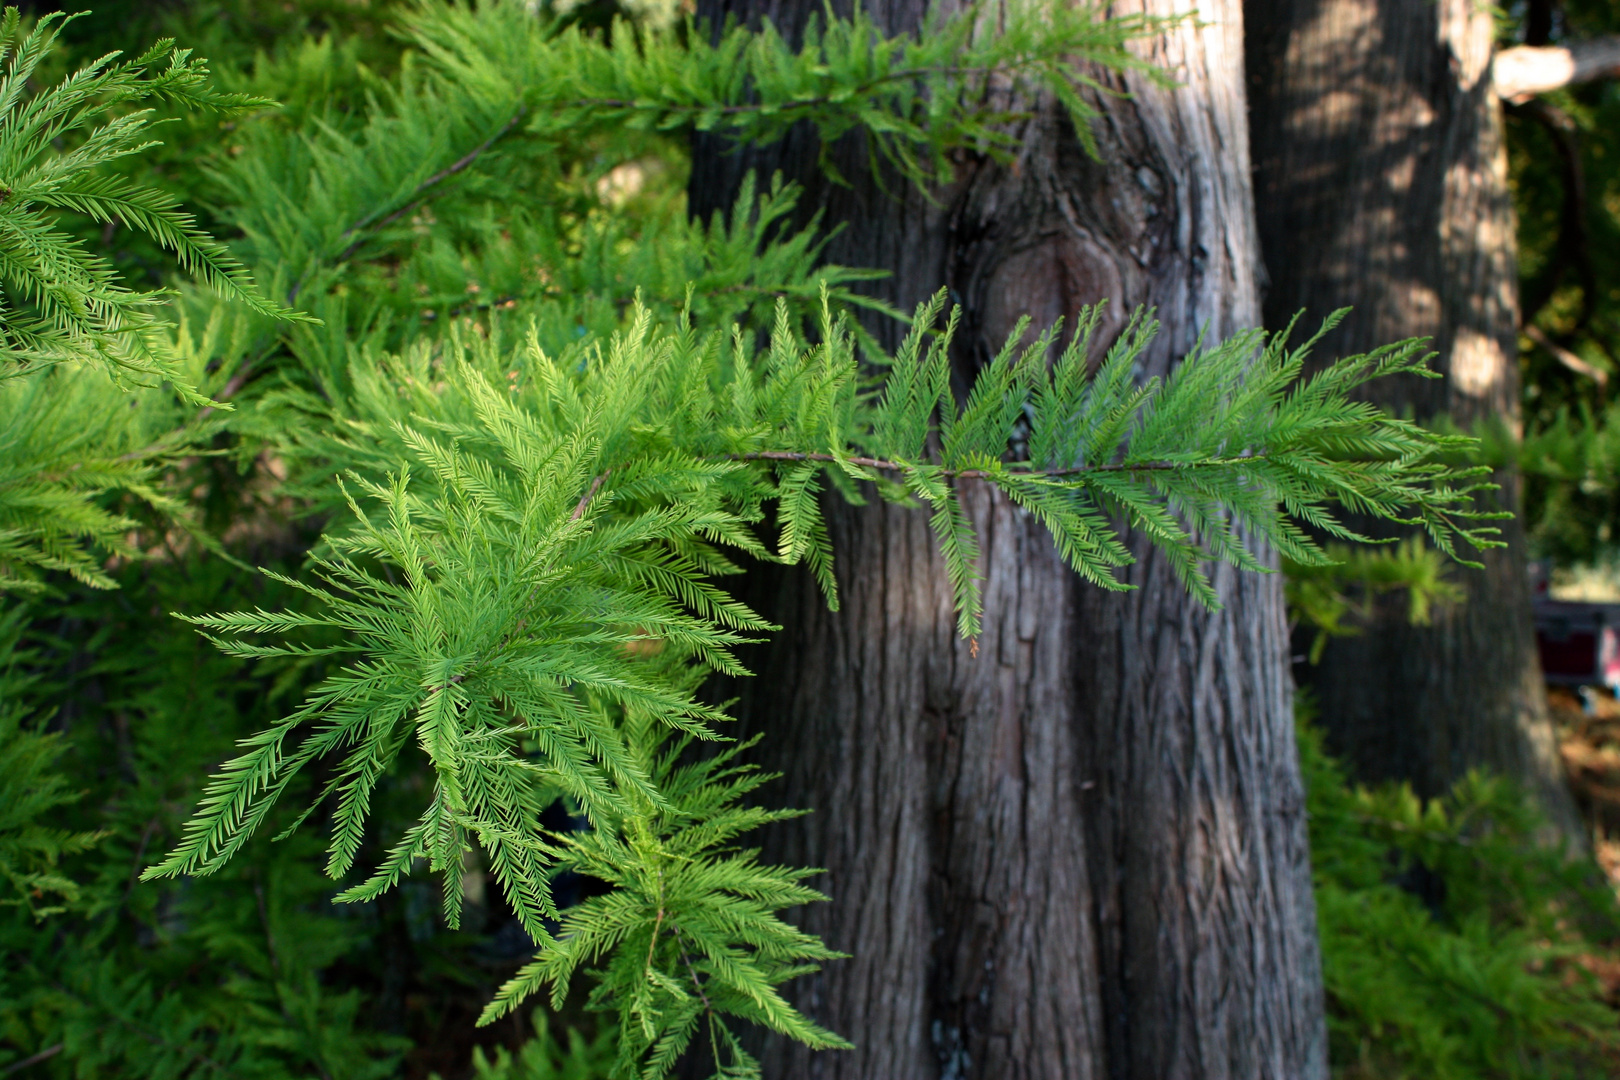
[571,469,611,520]
[192,358,259,424]
[645,869,666,973]
[672,926,714,1013]
[1495,36,1620,100]
[1525,324,1608,388]
[557,63,1010,120]
[331,107,529,268]
[1510,98,1595,336]
[563,451,1264,523]
[0,1044,63,1077]
[726,449,1265,479]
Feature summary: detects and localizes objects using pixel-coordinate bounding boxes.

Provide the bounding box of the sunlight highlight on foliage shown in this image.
[0,9,297,396]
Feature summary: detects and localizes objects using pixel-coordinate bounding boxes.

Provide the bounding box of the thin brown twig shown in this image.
[333,108,529,266]
[0,1044,63,1076]
[1526,324,1608,388]
[671,926,713,1013]
[571,469,611,520]
[562,451,1265,522]
[253,878,282,977]
[123,816,160,902]
[645,869,666,973]
[726,449,1264,479]
[557,37,1158,123]
[110,349,266,465]
[1511,99,1596,338]
[192,359,259,423]
[560,64,1009,120]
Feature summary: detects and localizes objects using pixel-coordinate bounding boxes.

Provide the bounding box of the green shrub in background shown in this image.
[1284,536,1466,665]
[460,1017,614,1080]
[0,606,100,918]
[1303,713,1620,1078]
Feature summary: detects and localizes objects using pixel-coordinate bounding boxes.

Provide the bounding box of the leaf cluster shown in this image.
[137,284,1510,1075]
[0,556,416,1080]
[485,729,849,1078]
[394,0,1167,191]
[1517,398,1620,565]
[0,8,294,397]
[857,300,1505,635]
[469,1018,618,1079]
[0,358,214,593]
[1284,536,1466,664]
[0,606,101,919]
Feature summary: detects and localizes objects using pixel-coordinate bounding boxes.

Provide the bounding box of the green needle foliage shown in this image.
[142,289,1503,1075]
[1285,536,1466,664]
[854,301,1502,633]
[396,0,1166,187]
[205,0,1166,344]
[469,1020,618,1079]
[0,7,307,593]
[485,729,850,1077]
[0,365,186,592]
[0,9,295,397]
[1302,715,1620,1078]
[0,606,100,919]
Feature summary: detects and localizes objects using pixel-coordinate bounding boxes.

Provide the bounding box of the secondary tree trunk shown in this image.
[691,2,1327,1077]
[1245,0,1583,838]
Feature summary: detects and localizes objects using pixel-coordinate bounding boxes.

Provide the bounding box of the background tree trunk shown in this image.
[1245,0,1583,839]
[691,2,1327,1077]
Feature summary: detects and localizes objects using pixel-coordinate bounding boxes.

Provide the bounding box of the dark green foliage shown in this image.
[0,6,307,593]
[484,729,850,1077]
[465,1020,615,1079]
[0,558,415,1079]
[1507,0,1620,427]
[0,358,214,593]
[1304,717,1620,1079]
[1519,398,1620,565]
[1284,536,1465,663]
[0,606,100,917]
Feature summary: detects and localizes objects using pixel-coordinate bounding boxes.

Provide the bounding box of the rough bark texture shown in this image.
[1246,0,1582,838]
[691,1,1328,1077]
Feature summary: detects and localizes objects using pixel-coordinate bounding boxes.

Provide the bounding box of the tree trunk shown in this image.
[691,2,1327,1078]
[1245,0,1583,838]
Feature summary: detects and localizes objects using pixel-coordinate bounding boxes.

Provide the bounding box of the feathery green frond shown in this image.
[0,7,300,398]
[479,729,849,1080]
[0,357,215,593]
[154,290,1506,1077]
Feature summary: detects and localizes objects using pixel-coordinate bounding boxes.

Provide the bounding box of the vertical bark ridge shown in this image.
[1075,546,1317,1079]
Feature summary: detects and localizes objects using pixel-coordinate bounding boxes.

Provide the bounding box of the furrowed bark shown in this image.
[692,1,1328,1076]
